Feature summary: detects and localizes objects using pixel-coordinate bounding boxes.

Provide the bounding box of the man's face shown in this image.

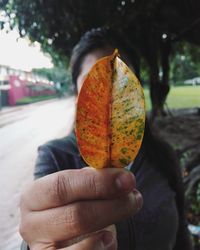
[77,49,113,93]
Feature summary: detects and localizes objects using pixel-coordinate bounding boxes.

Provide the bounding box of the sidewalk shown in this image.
[0,97,72,129]
[0,97,75,250]
[0,105,24,115]
[0,97,60,116]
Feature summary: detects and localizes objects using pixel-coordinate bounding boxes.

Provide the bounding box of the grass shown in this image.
[16,95,57,105]
[144,85,200,110]
[16,86,200,109]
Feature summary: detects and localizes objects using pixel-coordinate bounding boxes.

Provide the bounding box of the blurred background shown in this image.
[0,0,200,249]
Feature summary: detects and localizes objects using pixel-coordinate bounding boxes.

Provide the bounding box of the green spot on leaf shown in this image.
[121,147,128,154]
[119,158,129,166]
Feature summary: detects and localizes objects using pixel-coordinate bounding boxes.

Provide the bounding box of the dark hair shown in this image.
[70,28,192,249]
[70,27,129,92]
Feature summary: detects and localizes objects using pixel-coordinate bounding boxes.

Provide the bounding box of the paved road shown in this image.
[0,97,75,250]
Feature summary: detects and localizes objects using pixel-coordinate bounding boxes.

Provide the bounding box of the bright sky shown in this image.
[0,28,53,71]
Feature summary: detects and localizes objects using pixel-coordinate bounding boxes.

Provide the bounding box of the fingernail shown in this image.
[132,189,143,211]
[116,172,135,192]
[101,231,115,249]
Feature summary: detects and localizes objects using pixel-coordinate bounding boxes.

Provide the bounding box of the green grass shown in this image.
[144,85,200,110]
[16,95,57,105]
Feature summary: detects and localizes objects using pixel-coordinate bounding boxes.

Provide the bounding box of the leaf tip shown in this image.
[111,49,119,60]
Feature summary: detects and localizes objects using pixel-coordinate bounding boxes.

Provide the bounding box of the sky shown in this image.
[0,28,53,71]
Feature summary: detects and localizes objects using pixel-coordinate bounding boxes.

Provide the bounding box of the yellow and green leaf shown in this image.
[75,50,145,168]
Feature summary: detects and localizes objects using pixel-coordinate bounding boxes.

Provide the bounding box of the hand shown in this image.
[19,167,143,249]
[62,225,117,250]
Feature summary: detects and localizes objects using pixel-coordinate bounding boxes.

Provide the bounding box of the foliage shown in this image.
[197,182,200,207]
[32,66,72,92]
[171,54,198,83]
[1,0,200,114]
[1,0,200,64]
[170,43,200,83]
[187,181,200,219]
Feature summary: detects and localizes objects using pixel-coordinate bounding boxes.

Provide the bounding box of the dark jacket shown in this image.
[21,132,192,250]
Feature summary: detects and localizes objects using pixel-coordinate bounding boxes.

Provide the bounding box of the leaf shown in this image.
[75,50,145,168]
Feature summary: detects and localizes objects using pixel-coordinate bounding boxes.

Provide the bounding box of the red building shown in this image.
[0,65,56,107]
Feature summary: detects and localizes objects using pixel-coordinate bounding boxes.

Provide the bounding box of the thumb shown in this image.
[63,231,117,250]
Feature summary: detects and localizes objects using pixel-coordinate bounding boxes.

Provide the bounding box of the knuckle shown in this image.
[19,214,31,240]
[19,220,26,239]
[51,173,69,204]
[19,183,34,211]
[19,204,44,243]
[19,192,26,210]
[68,203,84,229]
[19,215,41,247]
[85,171,103,197]
[65,203,95,235]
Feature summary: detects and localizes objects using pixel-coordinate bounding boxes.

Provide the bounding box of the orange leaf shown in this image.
[75,50,145,168]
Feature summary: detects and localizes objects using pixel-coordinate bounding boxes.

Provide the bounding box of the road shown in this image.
[0,97,75,250]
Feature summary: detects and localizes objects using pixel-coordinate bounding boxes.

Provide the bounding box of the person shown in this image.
[20,28,192,250]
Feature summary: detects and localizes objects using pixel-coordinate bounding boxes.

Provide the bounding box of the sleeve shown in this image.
[116,217,136,250]
[133,158,180,250]
[34,145,59,179]
[20,241,29,250]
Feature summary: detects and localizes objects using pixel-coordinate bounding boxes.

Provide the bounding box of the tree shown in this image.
[1,0,200,117]
[32,66,72,93]
[170,43,200,84]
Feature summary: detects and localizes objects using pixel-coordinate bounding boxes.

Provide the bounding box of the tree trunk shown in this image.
[124,45,141,80]
[149,62,161,118]
[139,29,171,119]
[140,34,164,119]
[159,38,171,115]
[148,38,171,119]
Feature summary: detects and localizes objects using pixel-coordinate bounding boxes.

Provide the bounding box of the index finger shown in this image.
[21,167,136,211]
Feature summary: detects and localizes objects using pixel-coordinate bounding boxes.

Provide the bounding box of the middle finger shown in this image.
[27,192,141,243]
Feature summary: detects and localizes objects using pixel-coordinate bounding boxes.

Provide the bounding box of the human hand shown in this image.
[19,167,142,249]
